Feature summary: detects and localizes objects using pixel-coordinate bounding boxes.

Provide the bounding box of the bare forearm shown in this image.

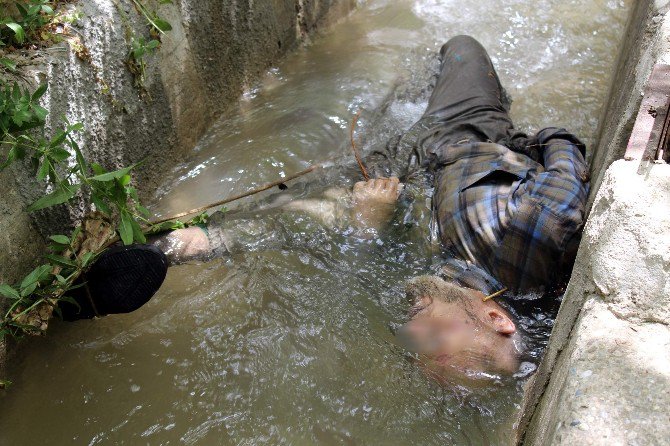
[149,177,404,264]
[148,226,212,265]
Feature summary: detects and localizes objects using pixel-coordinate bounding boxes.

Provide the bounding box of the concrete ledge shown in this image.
[519,0,670,442]
[530,297,670,445]
[587,0,669,212]
[521,160,670,444]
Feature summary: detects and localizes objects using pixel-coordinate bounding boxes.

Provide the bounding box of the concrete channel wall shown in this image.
[519,0,670,444]
[0,0,355,381]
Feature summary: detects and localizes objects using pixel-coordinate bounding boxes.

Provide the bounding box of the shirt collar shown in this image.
[434,257,505,296]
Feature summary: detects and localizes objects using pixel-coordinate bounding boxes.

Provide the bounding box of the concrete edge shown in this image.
[518,0,670,443]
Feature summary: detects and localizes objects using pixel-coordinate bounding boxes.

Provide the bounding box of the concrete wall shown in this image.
[519,1,670,444]
[0,0,354,380]
[587,0,670,212]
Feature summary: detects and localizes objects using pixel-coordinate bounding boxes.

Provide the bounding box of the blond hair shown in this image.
[405,275,472,309]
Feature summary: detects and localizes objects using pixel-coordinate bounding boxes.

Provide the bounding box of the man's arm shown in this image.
[535,128,589,182]
[536,128,590,223]
[542,143,589,183]
[149,226,212,265]
[149,177,404,265]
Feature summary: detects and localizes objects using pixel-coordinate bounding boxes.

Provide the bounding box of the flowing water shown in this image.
[1,0,630,444]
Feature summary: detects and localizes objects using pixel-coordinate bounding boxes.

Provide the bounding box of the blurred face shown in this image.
[397,277,520,384]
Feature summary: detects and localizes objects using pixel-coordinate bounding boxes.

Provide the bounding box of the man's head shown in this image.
[398,276,521,384]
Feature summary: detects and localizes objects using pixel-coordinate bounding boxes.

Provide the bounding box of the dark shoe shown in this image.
[59,244,168,321]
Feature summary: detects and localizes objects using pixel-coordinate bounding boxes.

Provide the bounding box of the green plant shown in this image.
[1,82,137,216]
[0,79,211,342]
[0,80,152,336]
[146,211,210,234]
[130,0,172,36]
[113,0,172,95]
[0,1,55,47]
[0,57,17,72]
[0,82,49,164]
[1,82,149,235]
[0,228,99,338]
[126,35,159,91]
[0,1,179,344]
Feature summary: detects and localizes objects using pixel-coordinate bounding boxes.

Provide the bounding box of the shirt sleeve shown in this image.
[541,139,589,182]
[204,175,435,259]
[366,128,425,181]
[203,130,431,257]
[532,128,590,225]
[390,171,440,254]
[499,129,590,291]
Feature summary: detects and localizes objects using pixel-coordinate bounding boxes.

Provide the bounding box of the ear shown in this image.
[418,294,433,307]
[487,309,516,335]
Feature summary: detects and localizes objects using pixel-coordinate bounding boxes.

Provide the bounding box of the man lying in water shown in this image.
[61,35,589,383]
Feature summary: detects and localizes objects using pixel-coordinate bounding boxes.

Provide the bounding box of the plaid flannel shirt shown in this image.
[428,128,590,293]
[204,125,588,295]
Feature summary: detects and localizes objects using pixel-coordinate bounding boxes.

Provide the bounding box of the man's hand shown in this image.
[352,177,404,230]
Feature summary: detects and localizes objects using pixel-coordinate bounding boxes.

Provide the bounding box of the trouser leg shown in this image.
[420,35,527,149]
[367,36,532,179]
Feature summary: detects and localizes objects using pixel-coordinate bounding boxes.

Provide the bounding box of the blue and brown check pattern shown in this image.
[429,128,589,293]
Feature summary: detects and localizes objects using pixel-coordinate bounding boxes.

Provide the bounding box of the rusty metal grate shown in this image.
[625,64,670,165]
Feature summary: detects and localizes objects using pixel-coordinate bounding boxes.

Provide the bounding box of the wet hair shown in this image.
[405,275,474,318]
[405,276,527,378]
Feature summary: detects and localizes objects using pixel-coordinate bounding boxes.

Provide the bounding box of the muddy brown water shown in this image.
[1,1,629,444]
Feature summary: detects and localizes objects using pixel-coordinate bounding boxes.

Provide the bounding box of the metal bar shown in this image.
[625,64,670,162]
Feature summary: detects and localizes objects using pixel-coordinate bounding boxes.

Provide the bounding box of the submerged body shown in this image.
[0,0,632,441]
[380,36,589,380]
[64,36,589,383]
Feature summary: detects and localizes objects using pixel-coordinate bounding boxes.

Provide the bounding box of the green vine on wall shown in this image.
[0,79,149,338]
[0,76,207,346]
[0,0,55,47]
[0,1,181,346]
[1,0,176,96]
[117,0,173,97]
[130,0,172,35]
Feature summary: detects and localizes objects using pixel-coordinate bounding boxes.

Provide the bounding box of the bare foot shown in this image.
[352,177,404,230]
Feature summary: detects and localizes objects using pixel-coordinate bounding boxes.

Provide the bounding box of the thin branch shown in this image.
[147,164,322,226]
[129,0,167,35]
[350,110,369,180]
[482,288,508,302]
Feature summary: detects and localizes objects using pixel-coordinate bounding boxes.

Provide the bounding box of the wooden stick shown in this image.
[150,109,371,227]
[482,288,508,302]
[350,110,369,180]
[148,164,322,226]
